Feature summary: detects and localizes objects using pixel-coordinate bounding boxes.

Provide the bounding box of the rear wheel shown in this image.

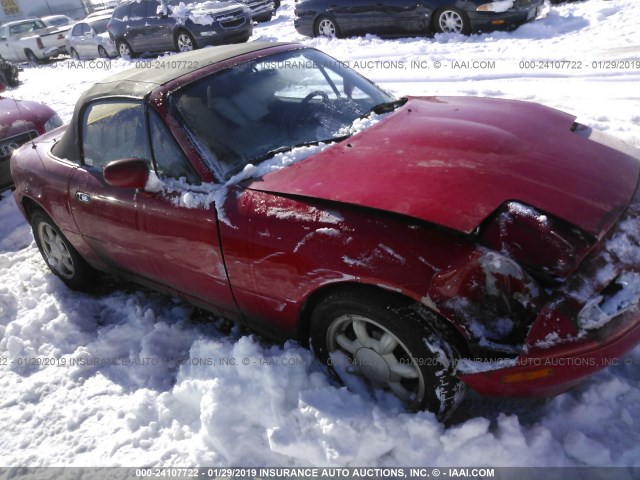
[310,289,466,419]
[433,7,471,35]
[314,16,340,38]
[175,30,197,52]
[98,46,109,58]
[31,211,98,291]
[116,39,134,58]
[25,49,39,64]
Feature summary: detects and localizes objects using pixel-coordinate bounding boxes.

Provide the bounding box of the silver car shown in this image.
[66,14,116,59]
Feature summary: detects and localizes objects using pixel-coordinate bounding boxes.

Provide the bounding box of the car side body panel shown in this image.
[294,0,544,37]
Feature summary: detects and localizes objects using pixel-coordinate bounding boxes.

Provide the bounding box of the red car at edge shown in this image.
[10,42,640,419]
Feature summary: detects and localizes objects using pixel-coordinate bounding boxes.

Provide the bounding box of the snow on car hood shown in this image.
[251,97,640,237]
[169,0,244,25]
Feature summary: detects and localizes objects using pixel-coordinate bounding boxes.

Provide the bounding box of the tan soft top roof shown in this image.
[80,41,294,101]
[52,41,298,163]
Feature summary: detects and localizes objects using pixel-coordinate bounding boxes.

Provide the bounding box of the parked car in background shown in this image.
[67,14,117,59]
[42,15,75,28]
[0,82,61,191]
[0,56,20,87]
[11,42,640,419]
[294,0,544,37]
[0,18,69,62]
[237,0,278,22]
[107,0,252,57]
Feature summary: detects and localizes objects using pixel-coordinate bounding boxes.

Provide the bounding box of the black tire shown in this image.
[97,46,109,58]
[7,66,19,86]
[314,16,341,38]
[310,289,466,420]
[433,7,471,35]
[25,49,39,64]
[70,47,80,60]
[175,29,197,52]
[31,210,98,291]
[254,12,273,22]
[116,39,134,58]
[0,60,19,87]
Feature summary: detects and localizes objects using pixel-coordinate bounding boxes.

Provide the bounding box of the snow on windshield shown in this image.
[145,111,390,226]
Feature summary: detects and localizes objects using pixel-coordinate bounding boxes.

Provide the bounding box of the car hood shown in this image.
[171,0,244,18]
[250,96,640,237]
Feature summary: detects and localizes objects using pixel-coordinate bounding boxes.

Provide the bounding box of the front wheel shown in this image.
[175,30,197,52]
[70,47,80,60]
[310,290,466,419]
[116,39,134,58]
[433,7,471,35]
[98,46,109,58]
[314,16,340,38]
[31,211,98,290]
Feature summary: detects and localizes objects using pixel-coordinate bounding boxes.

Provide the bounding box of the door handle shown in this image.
[75,192,91,203]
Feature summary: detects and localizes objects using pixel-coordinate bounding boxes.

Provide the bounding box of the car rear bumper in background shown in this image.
[293,16,315,37]
[468,1,544,32]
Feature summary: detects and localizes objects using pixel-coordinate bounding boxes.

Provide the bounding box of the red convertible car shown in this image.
[11,42,640,419]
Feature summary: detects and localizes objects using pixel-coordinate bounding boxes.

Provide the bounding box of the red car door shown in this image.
[71,100,238,315]
[136,109,239,316]
[69,100,160,280]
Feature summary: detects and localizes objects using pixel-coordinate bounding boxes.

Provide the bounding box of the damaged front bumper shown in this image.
[459,185,640,396]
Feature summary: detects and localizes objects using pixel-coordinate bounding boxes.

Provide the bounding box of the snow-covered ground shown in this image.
[1,0,640,468]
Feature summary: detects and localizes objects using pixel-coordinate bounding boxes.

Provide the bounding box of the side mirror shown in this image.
[103,158,149,189]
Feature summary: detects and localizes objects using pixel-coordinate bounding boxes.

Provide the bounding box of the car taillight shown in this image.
[37,38,44,49]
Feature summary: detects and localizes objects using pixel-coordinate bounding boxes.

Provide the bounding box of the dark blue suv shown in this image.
[107,0,252,57]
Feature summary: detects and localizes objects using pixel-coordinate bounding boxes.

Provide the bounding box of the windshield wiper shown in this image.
[250,136,350,165]
[368,97,408,115]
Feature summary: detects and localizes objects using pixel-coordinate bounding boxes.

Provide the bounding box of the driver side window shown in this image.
[81,101,151,169]
[148,109,200,184]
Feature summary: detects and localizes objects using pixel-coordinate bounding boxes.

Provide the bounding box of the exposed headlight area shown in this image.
[44,114,63,132]
[478,201,595,281]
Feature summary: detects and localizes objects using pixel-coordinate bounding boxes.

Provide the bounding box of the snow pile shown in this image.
[168,1,233,27]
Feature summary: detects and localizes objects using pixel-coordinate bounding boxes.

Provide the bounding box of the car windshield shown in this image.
[90,18,109,33]
[173,48,395,180]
